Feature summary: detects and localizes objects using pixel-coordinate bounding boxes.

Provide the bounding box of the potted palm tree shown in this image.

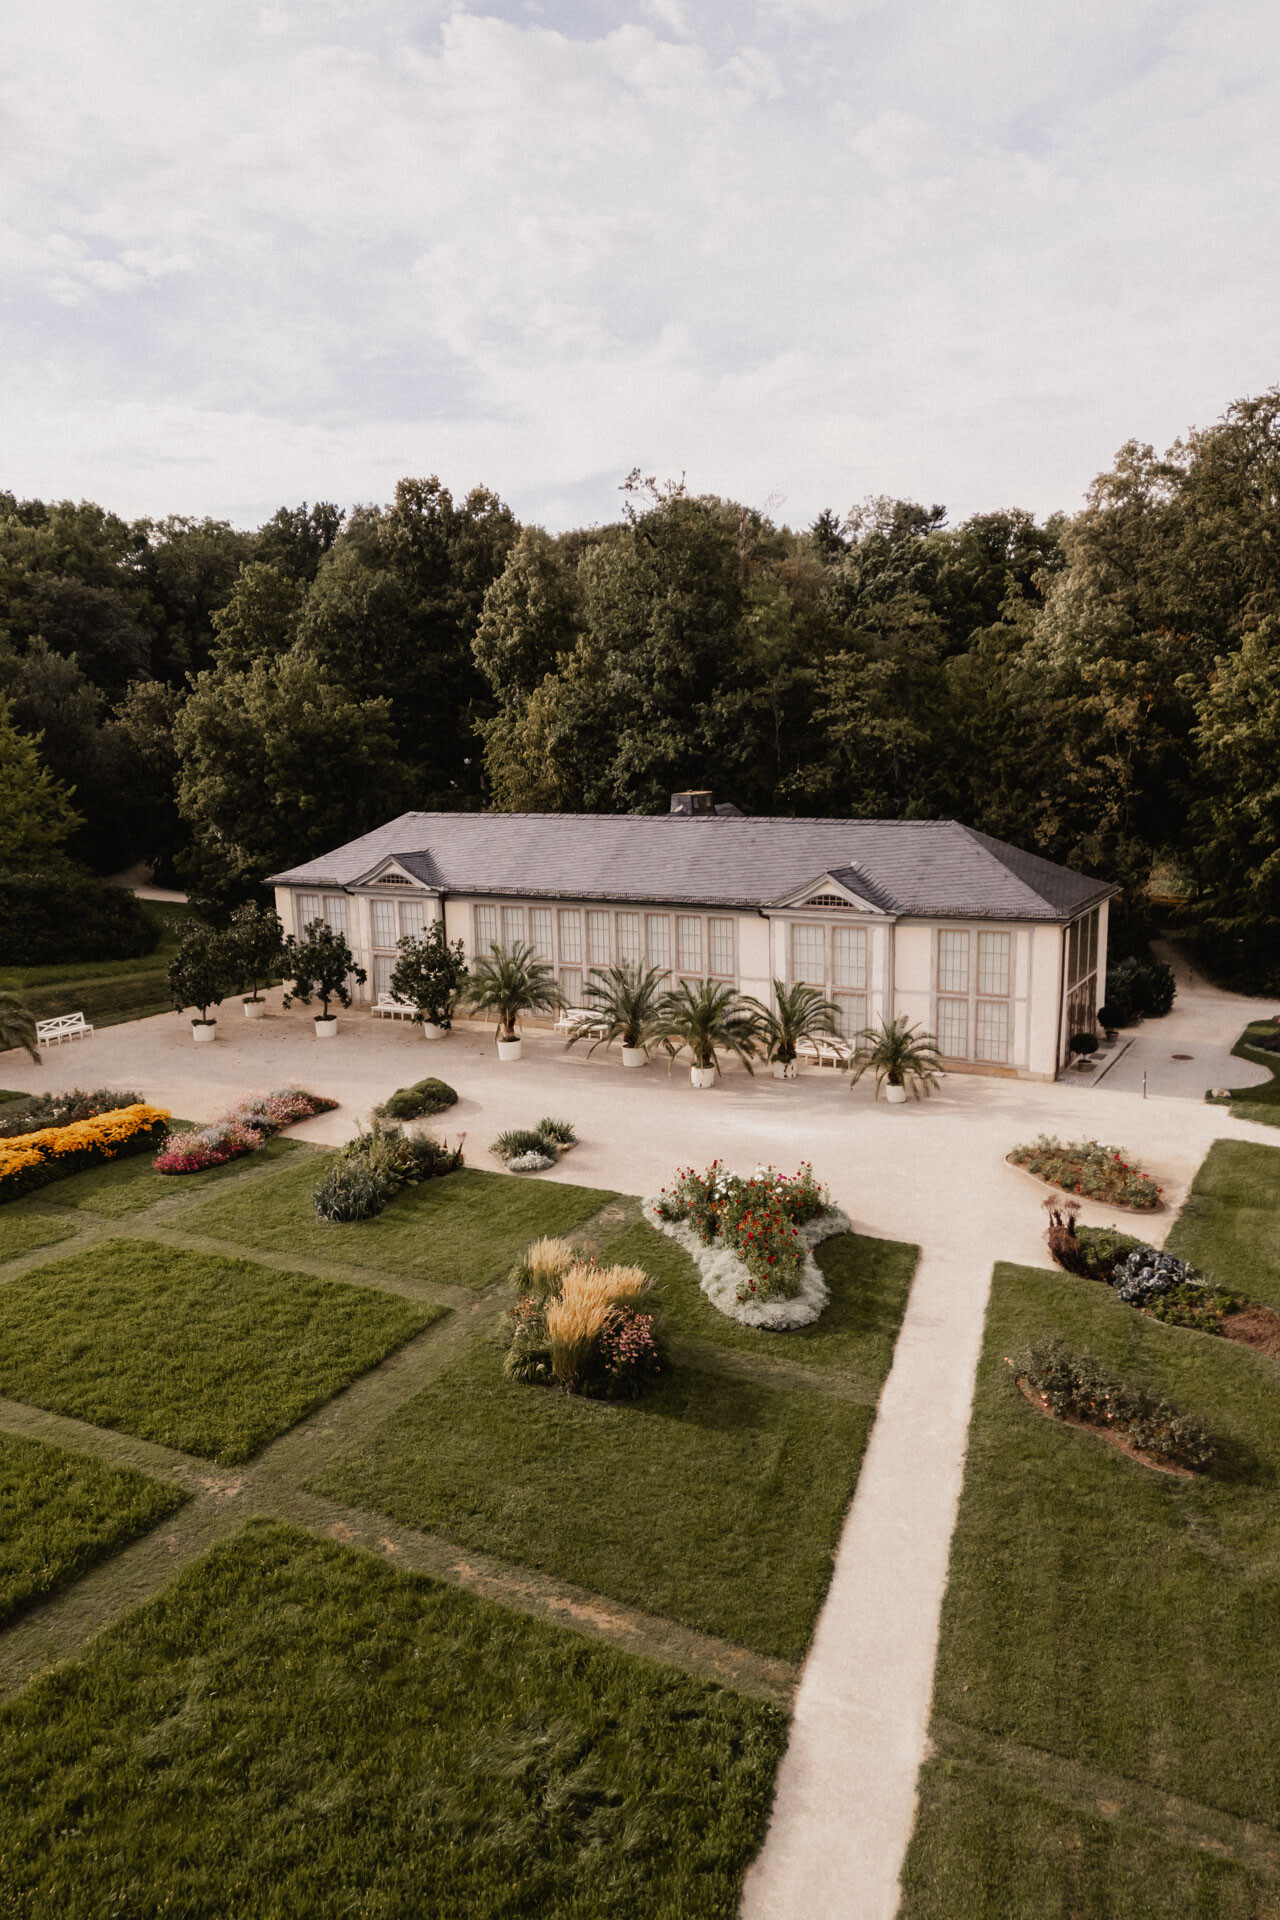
[0,991,39,1063]
[227,902,284,1020]
[283,919,367,1038]
[566,962,669,1067]
[168,922,230,1044]
[746,979,839,1079]
[850,1015,943,1103]
[657,978,762,1087]
[465,940,563,1060]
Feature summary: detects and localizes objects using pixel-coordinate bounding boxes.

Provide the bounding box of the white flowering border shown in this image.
[642,1195,853,1330]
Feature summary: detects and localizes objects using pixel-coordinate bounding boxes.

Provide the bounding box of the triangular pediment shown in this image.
[348,854,438,891]
[769,871,887,916]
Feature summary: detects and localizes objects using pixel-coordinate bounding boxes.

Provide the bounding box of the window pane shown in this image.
[790,923,824,984]
[1087,909,1098,977]
[937,931,969,994]
[977,931,1010,998]
[616,913,641,964]
[473,905,496,954]
[646,914,671,970]
[322,895,349,936]
[586,911,611,965]
[558,910,583,964]
[1069,918,1082,984]
[833,992,866,1039]
[676,915,703,973]
[708,917,735,978]
[529,908,554,961]
[937,996,969,1057]
[373,955,396,998]
[371,900,398,948]
[399,899,428,939]
[501,906,524,949]
[831,926,867,990]
[975,999,1010,1063]
[559,967,582,1007]
[297,892,320,927]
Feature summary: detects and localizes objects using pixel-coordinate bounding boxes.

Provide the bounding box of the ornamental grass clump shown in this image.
[503,1243,665,1399]
[1011,1134,1162,1209]
[1011,1338,1216,1471]
[491,1117,579,1173]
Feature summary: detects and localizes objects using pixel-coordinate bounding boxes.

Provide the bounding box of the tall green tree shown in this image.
[0,694,81,866]
[1188,624,1280,983]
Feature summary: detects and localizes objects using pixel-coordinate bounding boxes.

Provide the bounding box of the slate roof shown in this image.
[270,813,1116,922]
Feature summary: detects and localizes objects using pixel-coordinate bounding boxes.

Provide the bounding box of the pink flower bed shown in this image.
[153,1088,338,1175]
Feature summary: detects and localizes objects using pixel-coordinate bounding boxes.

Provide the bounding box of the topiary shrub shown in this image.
[0,868,158,967]
[1104,956,1177,1024]
[376,1078,458,1121]
[1070,1031,1099,1059]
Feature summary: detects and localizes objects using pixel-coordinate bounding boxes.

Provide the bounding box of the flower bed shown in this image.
[0,1088,143,1141]
[503,1237,666,1398]
[645,1161,850,1330]
[1009,1135,1162,1209]
[1044,1201,1246,1335]
[313,1123,464,1223]
[0,1104,172,1204]
[1009,1338,1215,1471]
[154,1088,337,1176]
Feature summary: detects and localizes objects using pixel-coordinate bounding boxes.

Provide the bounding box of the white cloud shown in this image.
[1,0,1278,530]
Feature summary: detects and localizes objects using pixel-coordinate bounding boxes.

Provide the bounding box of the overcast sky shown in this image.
[3,0,1278,534]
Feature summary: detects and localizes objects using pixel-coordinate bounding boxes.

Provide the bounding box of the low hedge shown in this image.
[0,869,158,967]
[374,1078,458,1121]
[0,1104,171,1205]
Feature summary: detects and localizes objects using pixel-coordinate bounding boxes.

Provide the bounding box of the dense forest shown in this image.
[2,391,1279,986]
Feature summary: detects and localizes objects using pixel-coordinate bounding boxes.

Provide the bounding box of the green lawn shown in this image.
[315,1334,874,1660]
[175,1155,616,1289]
[1216,1021,1280,1127]
[0,1206,78,1264]
[0,1240,441,1463]
[30,1132,301,1220]
[1167,1137,1280,1305]
[600,1218,918,1384]
[0,1430,186,1629]
[0,901,189,1030]
[0,1522,785,1920]
[900,1207,1280,1916]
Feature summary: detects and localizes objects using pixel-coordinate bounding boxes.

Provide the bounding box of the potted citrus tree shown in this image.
[465,940,563,1060]
[168,921,230,1045]
[227,902,284,1020]
[849,1015,942,1103]
[566,961,669,1067]
[388,920,470,1040]
[746,979,840,1079]
[283,919,366,1038]
[656,978,762,1088]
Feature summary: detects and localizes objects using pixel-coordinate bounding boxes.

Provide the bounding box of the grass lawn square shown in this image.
[0,1205,78,1265]
[0,1239,441,1463]
[599,1219,917,1388]
[900,1228,1280,1914]
[38,1133,302,1221]
[1167,1137,1280,1308]
[174,1155,616,1289]
[0,1430,186,1629]
[0,1521,785,1920]
[315,1337,872,1660]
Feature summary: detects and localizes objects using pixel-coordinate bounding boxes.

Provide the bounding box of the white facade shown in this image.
[274,861,1107,1082]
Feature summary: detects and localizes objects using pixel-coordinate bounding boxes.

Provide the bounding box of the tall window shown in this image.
[676,915,703,975]
[936,927,1013,1064]
[1064,907,1100,1052]
[790,923,824,984]
[790,921,867,1036]
[646,914,671,970]
[529,908,554,962]
[616,912,641,964]
[708,918,735,978]
[296,892,320,928]
[501,905,525,949]
[586,911,610,966]
[558,910,583,964]
[473,905,497,955]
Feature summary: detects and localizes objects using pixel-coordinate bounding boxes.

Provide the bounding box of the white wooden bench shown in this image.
[372,996,417,1021]
[555,1006,607,1036]
[36,1011,94,1046]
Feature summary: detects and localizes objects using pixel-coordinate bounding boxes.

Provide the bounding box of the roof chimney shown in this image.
[670,789,715,816]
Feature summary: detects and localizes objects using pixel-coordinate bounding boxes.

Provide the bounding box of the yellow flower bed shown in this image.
[0,1103,172,1203]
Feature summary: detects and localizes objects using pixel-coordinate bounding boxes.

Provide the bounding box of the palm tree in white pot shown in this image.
[656,979,763,1088]
[849,1016,943,1103]
[745,979,839,1078]
[566,962,669,1067]
[465,941,563,1060]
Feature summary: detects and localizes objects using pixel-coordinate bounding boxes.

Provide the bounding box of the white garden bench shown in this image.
[372,995,418,1021]
[36,1011,94,1046]
[555,1006,607,1035]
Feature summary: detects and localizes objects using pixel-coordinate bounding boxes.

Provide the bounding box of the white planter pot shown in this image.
[315,1017,338,1040]
[420,1021,443,1042]
[192,1020,217,1046]
[497,1037,523,1062]
[243,998,266,1021]
[772,1059,797,1080]
[621,1045,647,1069]
[884,1082,908,1104]
[690,1065,716,1089]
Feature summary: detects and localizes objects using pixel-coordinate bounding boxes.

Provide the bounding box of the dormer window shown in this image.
[803,892,857,910]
